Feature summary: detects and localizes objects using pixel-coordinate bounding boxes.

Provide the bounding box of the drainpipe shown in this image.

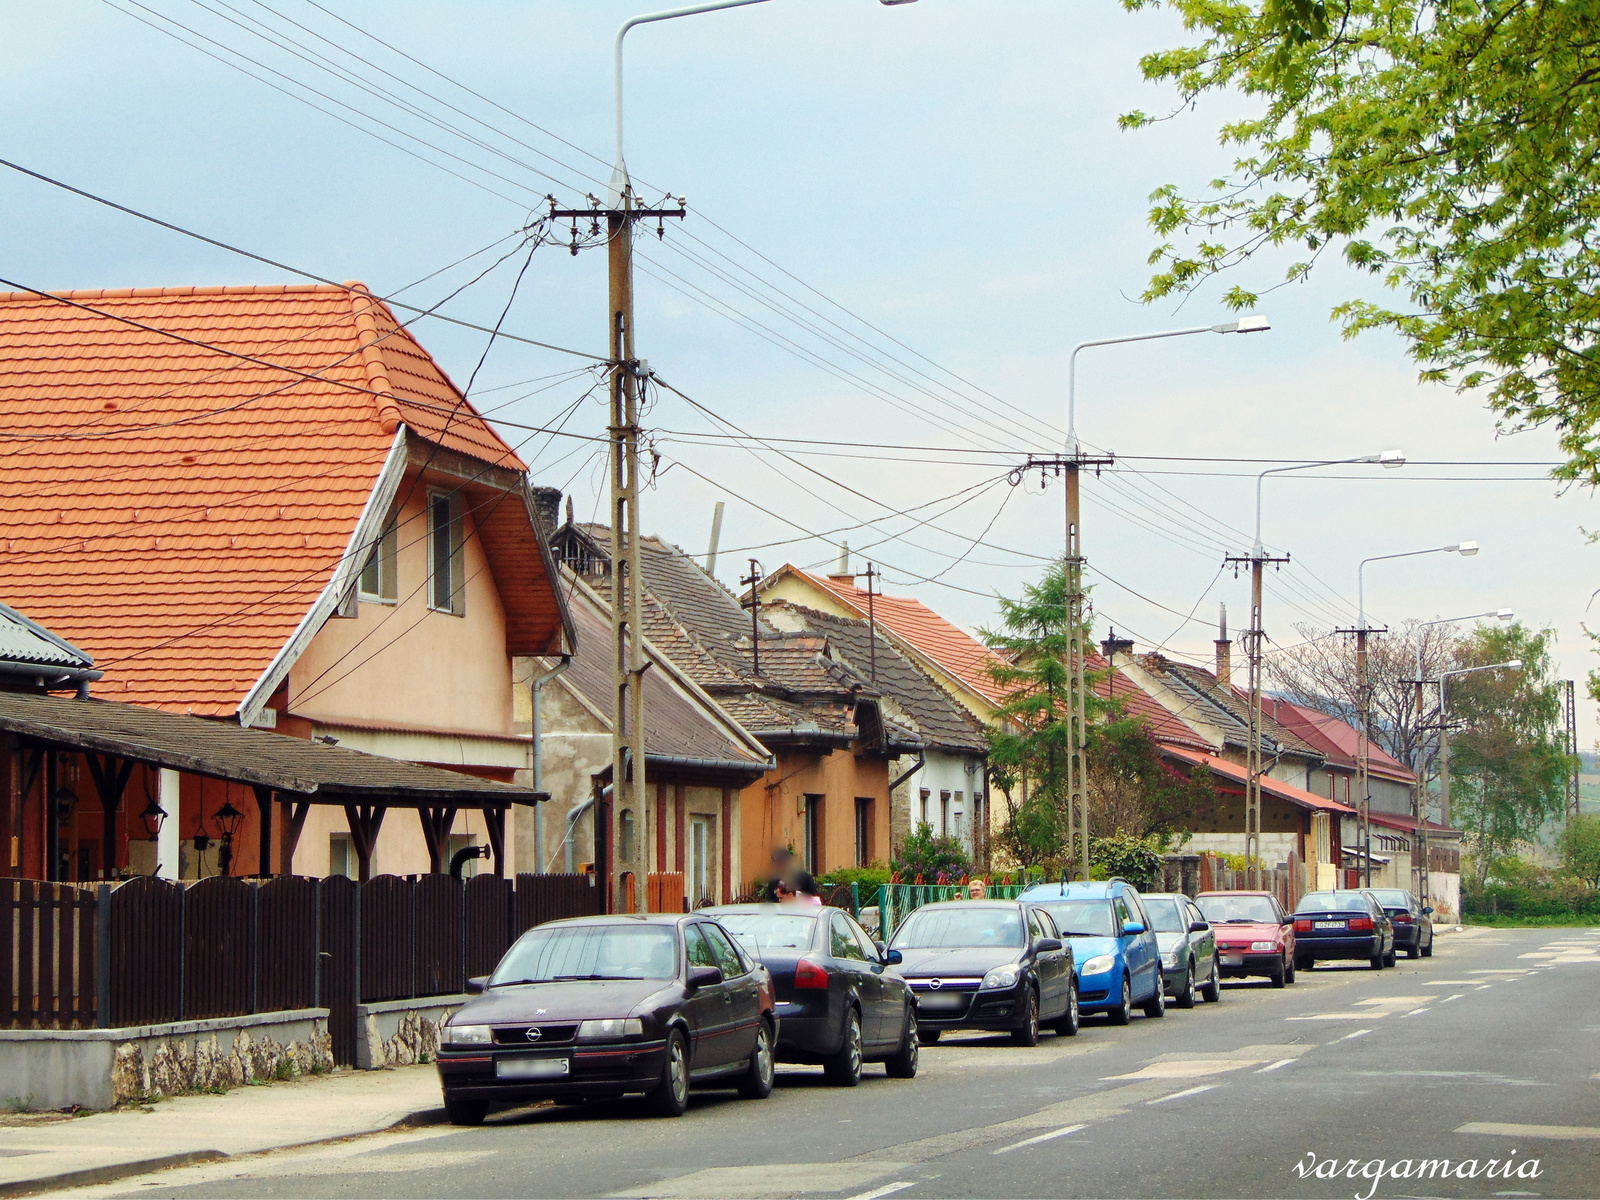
[530,655,571,875]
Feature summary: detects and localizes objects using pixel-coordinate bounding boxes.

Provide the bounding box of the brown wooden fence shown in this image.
[2,871,603,1063]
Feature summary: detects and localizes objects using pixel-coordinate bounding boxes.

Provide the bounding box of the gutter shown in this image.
[889,749,926,793]
[529,655,571,874]
[646,751,775,777]
[0,659,104,698]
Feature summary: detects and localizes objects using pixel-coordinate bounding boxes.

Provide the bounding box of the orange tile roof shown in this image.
[1163,745,1356,815]
[1087,651,1214,752]
[0,283,526,717]
[774,567,1011,707]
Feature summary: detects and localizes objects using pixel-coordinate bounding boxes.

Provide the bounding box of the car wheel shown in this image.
[1011,985,1041,1046]
[444,1096,487,1126]
[646,1029,690,1117]
[824,1009,864,1087]
[1407,942,1420,959]
[1383,946,1396,968]
[1284,954,1296,985]
[885,1007,919,1079]
[919,1027,941,1043]
[1295,956,1313,973]
[1171,966,1196,1011]
[1054,981,1080,1036]
[1200,957,1221,1003]
[1142,974,1166,1018]
[1369,952,1384,970]
[1108,974,1133,1025]
[737,1020,775,1099]
[1269,954,1287,988]
[1421,938,1433,958]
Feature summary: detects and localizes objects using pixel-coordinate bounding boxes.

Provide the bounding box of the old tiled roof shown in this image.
[762,567,1011,708]
[765,601,988,755]
[1136,654,1322,763]
[1163,745,1354,815]
[0,283,541,717]
[1264,697,1413,783]
[1088,651,1214,753]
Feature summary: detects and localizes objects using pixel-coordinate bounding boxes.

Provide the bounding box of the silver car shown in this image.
[1141,893,1220,1008]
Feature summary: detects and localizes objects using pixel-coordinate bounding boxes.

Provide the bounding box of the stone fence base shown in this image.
[0,1009,332,1111]
[355,995,467,1070]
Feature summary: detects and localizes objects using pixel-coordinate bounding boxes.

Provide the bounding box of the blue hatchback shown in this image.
[1019,880,1165,1024]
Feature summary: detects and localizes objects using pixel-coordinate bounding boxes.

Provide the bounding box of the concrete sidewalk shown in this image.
[0,1064,443,1196]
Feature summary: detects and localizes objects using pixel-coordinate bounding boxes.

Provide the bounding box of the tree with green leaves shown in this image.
[1558,813,1600,890]
[1446,622,1573,883]
[1121,0,1600,482]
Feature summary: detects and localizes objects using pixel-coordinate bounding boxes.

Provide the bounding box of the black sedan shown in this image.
[1367,888,1434,958]
[706,903,918,1086]
[889,900,1077,1046]
[1292,891,1396,971]
[435,914,776,1123]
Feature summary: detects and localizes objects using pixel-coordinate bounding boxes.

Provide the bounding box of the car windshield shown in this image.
[490,924,677,984]
[713,912,817,955]
[1295,893,1369,915]
[1197,895,1279,924]
[1369,890,1410,908]
[1033,900,1115,938]
[1142,898,1187,933]
[891,907,1024,949]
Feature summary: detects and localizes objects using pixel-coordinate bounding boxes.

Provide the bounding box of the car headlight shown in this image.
[445,1024,492,1045]
[576,1018,644,1041]
[1250,941,1277,951]
[1080,955,1115,976]
[980,964,1021,990]
[1160,952,1178,968]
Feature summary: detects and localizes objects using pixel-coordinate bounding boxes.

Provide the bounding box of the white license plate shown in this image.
[1222,954,1242,966]
[496,1057,569,1080]
[1314,921,1346,929]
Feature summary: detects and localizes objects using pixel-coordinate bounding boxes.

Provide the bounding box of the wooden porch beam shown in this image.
[251,785,274,877]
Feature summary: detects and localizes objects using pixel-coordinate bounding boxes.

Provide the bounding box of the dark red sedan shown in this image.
[1194,890,1297,988]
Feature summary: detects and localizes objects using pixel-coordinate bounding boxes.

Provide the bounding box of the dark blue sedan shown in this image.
[1292,891,1395,970]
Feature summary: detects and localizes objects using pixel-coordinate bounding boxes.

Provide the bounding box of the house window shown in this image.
[919,788,930,829]
[687,815,713,908]
[940,791,951,835]
[803,795,823,876]
[359,511,399,603]
[854,798,872,867]
[952,791,963,844]
[329,834,355,879]
[428,490,465,614]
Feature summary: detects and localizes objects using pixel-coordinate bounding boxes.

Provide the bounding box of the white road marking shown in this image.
[1476,984,1494,990]
[1255,1059,1296,1073]
[1423,980,1478,985]
[1337,1029,1374,1041]
[1146,1085,1219,1105]
[1438,993,1465,1003]
[991,1125,1086,1155]
[1287,1013,1386,1021]
[846,1183,918,1200]
[1456,1122,1600,1140]
[1401,1007,1431,1017]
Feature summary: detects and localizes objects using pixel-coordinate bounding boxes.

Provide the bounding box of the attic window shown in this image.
[429,490,465,615]
[359,510,398,603]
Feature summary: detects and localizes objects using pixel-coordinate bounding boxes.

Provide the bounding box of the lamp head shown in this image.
[139,797,167,840]
[1445,541,1479,556]
[1378,449,1406,468]
[1212,314,1270,334]
[1507,659,1523,671]
[879,0,918,5]
[1496,608,1514,621]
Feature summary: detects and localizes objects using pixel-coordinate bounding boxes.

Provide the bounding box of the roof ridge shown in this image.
[346,282,404,436]
[0,282,349,304]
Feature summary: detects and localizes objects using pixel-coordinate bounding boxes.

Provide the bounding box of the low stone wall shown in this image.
[355,995,467,1070]
[0,1009,331,1111]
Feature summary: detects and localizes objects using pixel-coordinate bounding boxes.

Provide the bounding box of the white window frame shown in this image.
[427,489,465,615]
[358,510,399,604]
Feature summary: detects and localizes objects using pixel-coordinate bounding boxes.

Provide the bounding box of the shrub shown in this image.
[892,822,973,881]
[815,865,891,891]
[1089,832,1165,892]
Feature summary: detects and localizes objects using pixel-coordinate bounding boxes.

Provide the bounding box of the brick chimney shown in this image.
[1214,603,1232,688]
[529,486,562,539]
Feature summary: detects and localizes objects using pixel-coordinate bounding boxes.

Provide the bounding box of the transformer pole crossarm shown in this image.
[1334,622,1387,890]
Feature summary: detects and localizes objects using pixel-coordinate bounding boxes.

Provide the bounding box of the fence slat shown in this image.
[1,880,15,1027]
[319,875,359,1067]
[18,880,35,1028]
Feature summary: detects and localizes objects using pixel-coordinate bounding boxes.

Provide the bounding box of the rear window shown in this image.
[1369,890,1410,907]
[714,912,817,955]
[891,907,1024,949]
[1197,894,1279,924]
[1142,898,1187,933]
[1295,893,1370,915]
[1032,900,1115,938]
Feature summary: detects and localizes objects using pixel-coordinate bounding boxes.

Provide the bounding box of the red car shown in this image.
[1194,891,1296,988]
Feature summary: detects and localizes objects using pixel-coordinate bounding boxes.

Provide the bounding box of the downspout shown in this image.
[530,656,571,875]
[889,749,926,794]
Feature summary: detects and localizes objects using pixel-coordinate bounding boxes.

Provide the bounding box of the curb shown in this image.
[0,1150,228,1198]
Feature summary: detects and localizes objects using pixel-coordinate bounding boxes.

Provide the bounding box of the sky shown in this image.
[2,0,1593,745]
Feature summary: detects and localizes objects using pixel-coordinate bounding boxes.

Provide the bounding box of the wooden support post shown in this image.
[417,806,457,874]
[342,803,386,883]
[85,754,134,879]
[251,785,274,877]
[485,808,506,879]
[282,797,312,874]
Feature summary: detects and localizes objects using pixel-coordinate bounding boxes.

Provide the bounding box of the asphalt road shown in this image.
[76,926,1600,1200]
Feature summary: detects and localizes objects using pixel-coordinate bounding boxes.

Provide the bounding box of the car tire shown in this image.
[1269,954,1287,988]
[1295,956,1314,973]
[1421,938,1433,958]
[1108,974,1133,1025]
[1200,957,1222,1003]
[1175,963,1196,1009]
[1142,974,1166,1018]
[884,1007,919,1079]
[824,1009,864,1087]
[919,1027,941,1043]
[444,1096,487,1126]
[646,1029,690,1117]
[1284,955,1297,985]
[737,1020,775,1099]
[1383,946,1396,968]
[1369,952,1384,970]
[1054,981,1080,1036]
[1011,985,1041,1046]
[1407,942,1420,959]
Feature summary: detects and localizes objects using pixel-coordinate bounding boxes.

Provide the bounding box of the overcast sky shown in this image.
[4,0,1593,743]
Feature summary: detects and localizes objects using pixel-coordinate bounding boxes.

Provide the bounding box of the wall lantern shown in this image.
[139,797,167,840]
[215,798,244,841]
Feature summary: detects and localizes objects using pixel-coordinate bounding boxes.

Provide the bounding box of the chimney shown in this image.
[530,486,561,539]
[827,540,854,587]
[1214,603,1232,688]
[1100,627,1134,666]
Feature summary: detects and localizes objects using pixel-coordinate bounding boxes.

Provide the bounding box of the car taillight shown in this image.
[1349,917,1373,931]
[794,958,829,989]
[1294,918,1312,932]
[1393,912,1413,923]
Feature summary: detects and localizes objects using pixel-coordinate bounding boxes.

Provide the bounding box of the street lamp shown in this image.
[1253,450,1405,558]
[1348,540,1481,885]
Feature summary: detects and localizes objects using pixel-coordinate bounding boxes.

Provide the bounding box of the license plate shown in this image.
[496,1057,569,1080]
[1314,921,1346,930]
[1222,954,1242,966]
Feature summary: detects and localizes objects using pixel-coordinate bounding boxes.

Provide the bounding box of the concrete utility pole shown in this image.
[1344,542,1478,886]
[863,561,879,684]
[1231,451,1403,889]
[1565,679,1580,824]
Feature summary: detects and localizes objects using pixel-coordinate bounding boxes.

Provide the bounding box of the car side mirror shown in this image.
[1188,920,1209,933]
[1034,937,1063,954]
[884,948,902,966]
[465,976,487,995]
[1282,917,1294,926]
[686,964,723,992]
[1123,922,1145,936]
[875,941,887,959]
[1422,906,1433,915]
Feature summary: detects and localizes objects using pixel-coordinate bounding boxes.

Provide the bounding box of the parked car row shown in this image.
[433,881,1435,1123]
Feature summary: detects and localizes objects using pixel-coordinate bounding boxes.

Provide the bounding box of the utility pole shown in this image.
[1334,620,1385,887]
[1565,679,1580,824]
[1224,552,1291,889]
[863,562,879,684]
[1019,451,1114,881]
[741,560,764,677]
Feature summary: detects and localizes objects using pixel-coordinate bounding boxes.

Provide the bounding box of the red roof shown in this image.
[1088,651,1214,752]
[1263,697,1413,783]
[1162,744,1356,815]
[0,283,527,716]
